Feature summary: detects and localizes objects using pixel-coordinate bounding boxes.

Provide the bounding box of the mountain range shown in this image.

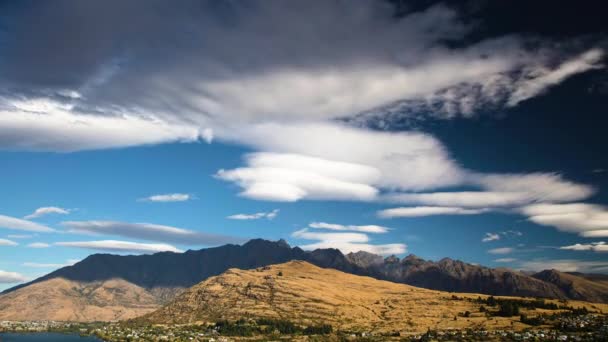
[1,239,607,321]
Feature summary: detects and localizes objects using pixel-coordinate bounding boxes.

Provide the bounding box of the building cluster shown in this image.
[93,324,231,342]
[1,315,608,342]
[0,320,76,332]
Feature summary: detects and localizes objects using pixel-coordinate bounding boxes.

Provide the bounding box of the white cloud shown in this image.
[0,99,208,152]
[24,206,70,219]
[27,242,50,248]
[62,220,243,246]
[227,209,279,220]
[487,247,513,255]
[560,241,608,253]
[216,150,383,202]
[7,234,36,239]
[381,174,593,218]
[219,123,465,195]
[0,214,55,232]
[0,270,27,283]
[507,49,604,106]
[55,240,183,254]
[292,228,405,255]
[384,173,594,208]
[495,258,516,263]
[218,122,596,210]
[482,230,522,242]
[309,222,389,234]
[521,203,608,236]
[219,128,598,226]
[139,193,193,202]
[385,191,533,208]
[582,230,608,238]
[482,233,500,242]
[0,239,18,246]
[518,259,608,273]
[477,173,594,204]
[378,206,487,218]
[22,259,79,268]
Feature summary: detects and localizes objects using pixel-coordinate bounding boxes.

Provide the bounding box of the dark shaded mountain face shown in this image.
[4,239,607,304]
[4,239,310,293]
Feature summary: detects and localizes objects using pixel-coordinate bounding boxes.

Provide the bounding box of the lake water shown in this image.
[0,333,102,341]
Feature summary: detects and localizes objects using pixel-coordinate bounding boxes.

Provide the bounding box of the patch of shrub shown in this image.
[303,324,332,335]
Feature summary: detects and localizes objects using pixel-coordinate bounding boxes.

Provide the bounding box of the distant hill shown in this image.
[345,251,567,299]
[533,269,608,304]
[2,239,607,321]
[0,278,159,321]
[140,260,499,332]
[140,261,607,334]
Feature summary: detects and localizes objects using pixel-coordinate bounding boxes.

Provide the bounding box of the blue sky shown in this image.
[0,0,607,290]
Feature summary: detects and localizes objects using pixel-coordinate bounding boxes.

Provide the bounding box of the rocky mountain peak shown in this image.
[277,238,291,248]
[385,255,400,263]
[346,251,384,268]
[401,254,424,264]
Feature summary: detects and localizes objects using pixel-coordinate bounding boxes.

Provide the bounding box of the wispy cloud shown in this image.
[487,247,513,255]
[0,239,18,246]
[521,203,608,237]
[55,240,182,254]
[494,258,516,263]
[138,193,193,202]
[518,259,608,273]
[0,270,27,283]
[482,230,522,242]
[482,233,500,242]
[0,214,55,232]
[560,241,608,253]
[227,209,279,220]
[22,259,79,268]
[507,49,604,106]
[385,191,532,208]
[309,222,389,234]
[378,206,487,218]
[24,206,70,219]
[62,220,244,246]
[583,230,608,238]
[292,228,405,255]
[7,234,36,239]
[386,173,595,209]
[27,242,50,248]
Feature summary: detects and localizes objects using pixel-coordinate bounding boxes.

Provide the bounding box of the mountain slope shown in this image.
[533,269,608,304]
[142,261,608,334]
[141,261,510,333]
[5,239,307,294]
[346,252,567,299]
[0,278,159,321]
[0,239,313,322]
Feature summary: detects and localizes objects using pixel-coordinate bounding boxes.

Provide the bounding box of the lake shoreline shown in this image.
[0,332,102,341]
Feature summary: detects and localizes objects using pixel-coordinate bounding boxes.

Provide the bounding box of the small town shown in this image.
[2,312,608,342]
